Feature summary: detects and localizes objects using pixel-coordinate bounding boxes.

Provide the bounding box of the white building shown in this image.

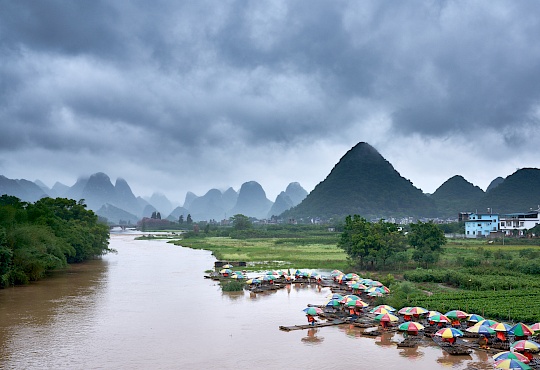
[499,209,540,236]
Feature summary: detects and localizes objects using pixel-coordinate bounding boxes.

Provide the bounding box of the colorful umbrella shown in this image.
[222,264,233,268]
[467,314,484,323]
[435,328,464,339]
[466,325,495,336]
[398,322,425,332]
[476,319,498,327]
[370,307,391,315]
[345,299,369,308]
[231,272,245,279]
[325,299,341,308]
[494,359,532,369]
[427,310,442,318]
[328,293,344,301]
[372,304,396,312]
[330,269,343,276]
[303,307,323,316]
[493,351,530,364]
[219,268,232,274]
[530,323,540,332]
[445,310,468,320]
[340,294,362,303]
[398,306,412,315]
[375,313,399,322]
[343,273,360,281]
[351,283,368,290]
[404,307,428,315]
[490,323,512,332]
[429,314,450,323]
[245,278,261,285]
[509,323,534,337]
[511,340,540,353]
[367,280,383,287]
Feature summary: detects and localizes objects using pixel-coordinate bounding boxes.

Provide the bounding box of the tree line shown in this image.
[337,215,446,269]
[0,195,111,288]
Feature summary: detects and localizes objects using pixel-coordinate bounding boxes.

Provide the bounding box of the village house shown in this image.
[464,211,499,238]
[499,208,540,236]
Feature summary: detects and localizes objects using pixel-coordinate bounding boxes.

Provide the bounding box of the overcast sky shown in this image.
[1,1,539,204]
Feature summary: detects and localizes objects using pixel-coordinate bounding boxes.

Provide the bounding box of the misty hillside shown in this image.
[430,175,485,218]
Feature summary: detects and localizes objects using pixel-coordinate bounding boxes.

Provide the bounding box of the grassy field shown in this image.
[171,235,350,271]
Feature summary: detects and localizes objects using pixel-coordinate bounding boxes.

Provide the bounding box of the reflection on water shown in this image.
[301,328,324,345]
[0,233,495,369]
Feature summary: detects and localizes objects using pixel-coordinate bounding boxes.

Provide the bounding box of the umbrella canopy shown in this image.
[340,294,362,303]
[445,310,468,320]
[398,306,412,315]
[435,328,464,339]
[398,322,425,332]
[466,325,496,336]
[511,340,540,353]
[330,269,343,277]
[375,313,399,322]
[219,268,232,274]
[260,275,277,281]
[231,272,245,279]
[367,280,383,287]
[494,359,532,369]
[325,299,341,308]
[343,273,360,281]
[245,278,261,285]
[467,314,484,323]
[510,323,534,337]
[303,307,323,316]
[530,323,540,332]
[351,283,368,290]
[490,323,513,332]
[404,306,428,315]
[370,307,391,315]
[372,304,396,312]
[476,319,498,327]
[429,314,450,323]
[345,299,369,308]
[427,311,442,318]
[328,293,344,301]
[222,264,233,268]
[493,351,530,364]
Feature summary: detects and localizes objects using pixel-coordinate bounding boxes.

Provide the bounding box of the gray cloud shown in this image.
[1,1,540,201]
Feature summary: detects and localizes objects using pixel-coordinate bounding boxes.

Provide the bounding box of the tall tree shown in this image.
[408,221,446,267]
[231,214,252,231]
[186,214,193,225]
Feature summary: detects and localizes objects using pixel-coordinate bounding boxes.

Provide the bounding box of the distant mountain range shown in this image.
[0,172,308,224]
[1,141,538,223]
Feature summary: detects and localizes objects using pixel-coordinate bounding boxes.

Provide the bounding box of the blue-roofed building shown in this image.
[500,209,540,236]
[464,212,499,238]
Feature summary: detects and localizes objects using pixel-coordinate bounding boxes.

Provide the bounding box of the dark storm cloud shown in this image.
[1,0,540,198]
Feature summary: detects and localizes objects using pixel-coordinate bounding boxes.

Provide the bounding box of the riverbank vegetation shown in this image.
[0,195,111,288]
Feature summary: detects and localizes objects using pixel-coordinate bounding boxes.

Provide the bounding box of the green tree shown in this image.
[231,214,252,231]
[408,221,446,267]
[178,215,184,224]
[186,214,193,225]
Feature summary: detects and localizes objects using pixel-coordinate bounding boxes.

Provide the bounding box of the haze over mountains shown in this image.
[1,141,538,223]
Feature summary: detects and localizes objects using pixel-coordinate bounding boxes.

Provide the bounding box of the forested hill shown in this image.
[282,142,436,220]
[0,195,111,288]
[430,175,485,218]
[476,168,540,214]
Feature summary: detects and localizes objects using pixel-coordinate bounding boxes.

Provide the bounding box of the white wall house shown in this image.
[465,213,499,238]
[499,210,540,236]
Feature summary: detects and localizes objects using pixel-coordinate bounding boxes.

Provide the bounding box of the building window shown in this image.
[501,222,505,226]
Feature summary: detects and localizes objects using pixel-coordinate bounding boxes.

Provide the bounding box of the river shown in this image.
[0,232,494,369]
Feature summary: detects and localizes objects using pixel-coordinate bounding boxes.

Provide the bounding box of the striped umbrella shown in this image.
[398,321,425,332]
[370,307,391,315]
[530,323,540,332]
[511,340,540,353]
[445,310,468,320]
[493,351,530,364]
[476,319,498,327]
[405,307,428,315]
[345,299,369,308]
[371,304,396,312]
[467,314,484,323]
[303,307,323,316]
[430,314,450,323]
[375,313,399,322]
[466,325,496,336]
[494,359,532,369]
[509,323,534,337]
[398,306,412,315]
[435,328,464,339]
[490,323,512,332]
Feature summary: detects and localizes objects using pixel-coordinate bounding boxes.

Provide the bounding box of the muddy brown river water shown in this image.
[0,232,494,369]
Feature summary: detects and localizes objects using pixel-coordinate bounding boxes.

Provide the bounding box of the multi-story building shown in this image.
[464,212,499,238]
[499,209,540,236]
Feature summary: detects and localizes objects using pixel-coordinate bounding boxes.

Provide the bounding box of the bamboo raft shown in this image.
[279,319,346,331]
[397,337,422,348]
[432,336,472,355]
